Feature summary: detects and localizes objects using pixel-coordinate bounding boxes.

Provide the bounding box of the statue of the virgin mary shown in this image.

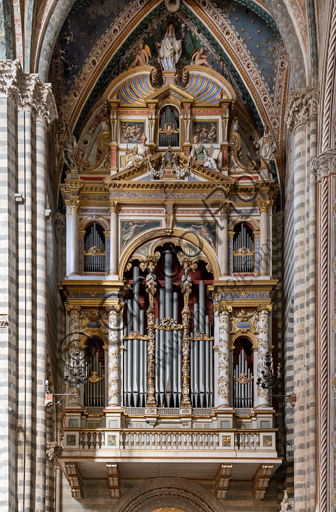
[156,23,184,71]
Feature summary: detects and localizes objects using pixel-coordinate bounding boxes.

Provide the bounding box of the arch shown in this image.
[112,478,225,512]
[231,331,258,350]
[228,218,259,232]
[80,332,108,350]
[118,227,220,281]
[41,0,292,144]
[79,217,109,231]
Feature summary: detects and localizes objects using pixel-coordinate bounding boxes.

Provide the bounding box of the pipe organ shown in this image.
[233,223,255,273]
[59,63,281,497]
[84,222,105,273]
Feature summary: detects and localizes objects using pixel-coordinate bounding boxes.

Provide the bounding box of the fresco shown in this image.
[178,221,217,251]
[120,121,145,143]
[121,220,161,251]
[192,121,218,144]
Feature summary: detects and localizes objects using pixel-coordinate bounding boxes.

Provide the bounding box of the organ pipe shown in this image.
[133,264,140,406]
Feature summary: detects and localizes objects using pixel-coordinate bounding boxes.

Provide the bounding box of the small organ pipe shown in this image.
[193,304,199,400]
[155,317,159,404]
[199,281,205,332]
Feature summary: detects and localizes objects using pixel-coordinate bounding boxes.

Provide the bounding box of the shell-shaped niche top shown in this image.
[103,65,236,105]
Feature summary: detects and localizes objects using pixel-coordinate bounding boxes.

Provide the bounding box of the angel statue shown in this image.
[129,42,151,68]
[156,23,184,71]
[191,47,213,68]
[255,125,276,166]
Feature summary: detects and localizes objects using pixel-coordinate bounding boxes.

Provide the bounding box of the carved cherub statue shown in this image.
[191,47,213,68]
[129,42,151,68]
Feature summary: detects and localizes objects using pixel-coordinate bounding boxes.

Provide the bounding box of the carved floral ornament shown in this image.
[312,149,336,181]
[125,237,213,275]
[0,60,57,127]
[284,88,319,132]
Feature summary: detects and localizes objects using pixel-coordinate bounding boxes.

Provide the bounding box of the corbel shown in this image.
[252,463,273,499]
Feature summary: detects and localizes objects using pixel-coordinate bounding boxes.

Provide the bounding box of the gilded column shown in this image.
[217,307,231,408]
[109,200,119,275]
[145,268,157,409]
[220,203,230,275]
[106,305,122,407]
[181,270,192,409]
[70,199,80,275]
[255,307,270,408]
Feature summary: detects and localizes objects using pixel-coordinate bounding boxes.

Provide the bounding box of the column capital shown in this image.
[70,199,80,212]
[109,199,121,213]
[106,303,124,315]
[258,201,271,214]
[219,201,230,215]
[285,88,319,132]
[312,149,336,181]
[65,304,81,313]
[0,60,58,127]
[257,305,273,316]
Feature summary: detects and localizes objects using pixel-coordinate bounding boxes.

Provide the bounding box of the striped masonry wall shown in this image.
[0,94,17,512]
[283,180,295,497]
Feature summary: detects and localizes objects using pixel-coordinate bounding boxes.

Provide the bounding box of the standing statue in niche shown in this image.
[255,125,276,166]
[156,23,184,71]
[63,125,77,168]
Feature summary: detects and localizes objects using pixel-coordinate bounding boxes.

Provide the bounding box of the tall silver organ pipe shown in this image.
[123,265,147,407]
[190,280,214,408]
[165,250,173,407]
[159,287,165,407]
[233,349,253,408]
[173,292,179,407]
[233,224,254,273]
[155,317,159,404]
[133,264,140,406]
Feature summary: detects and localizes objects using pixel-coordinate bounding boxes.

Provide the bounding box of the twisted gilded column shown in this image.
[106,305,123,407]
[217,307,231,408]
[145,268,157,408]
[70,199,80,275]
[109,199,120,275]
[181,271,192,409]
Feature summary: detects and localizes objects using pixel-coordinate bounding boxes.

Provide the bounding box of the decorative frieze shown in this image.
[285,88,319,132]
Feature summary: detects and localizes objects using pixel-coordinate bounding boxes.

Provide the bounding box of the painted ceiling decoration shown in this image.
[48,0,288,148]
